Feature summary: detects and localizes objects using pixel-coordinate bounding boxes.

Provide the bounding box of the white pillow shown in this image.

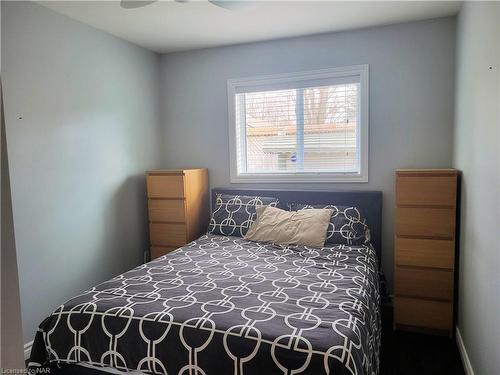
[244,206,332,248]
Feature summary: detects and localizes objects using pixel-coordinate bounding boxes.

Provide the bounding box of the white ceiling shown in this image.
[39,1,462,54]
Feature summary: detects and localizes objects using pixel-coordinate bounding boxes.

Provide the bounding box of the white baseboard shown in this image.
[456,327,475,375]
[24,340,33,361]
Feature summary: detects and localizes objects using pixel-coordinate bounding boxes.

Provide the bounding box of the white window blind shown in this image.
[228,65,369,183]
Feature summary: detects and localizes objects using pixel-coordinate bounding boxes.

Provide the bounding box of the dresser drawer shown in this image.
[395,267,453,300]
[396,207,455,239]
[147,175,185,198]
[395,297,453,331]
[148,199,185,222]
[395,238,455,269]
[396,175,457,207]
[150,246,177,260]
[149,223,187,246]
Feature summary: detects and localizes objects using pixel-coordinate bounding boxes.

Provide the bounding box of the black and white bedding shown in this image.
[30,234,380,375]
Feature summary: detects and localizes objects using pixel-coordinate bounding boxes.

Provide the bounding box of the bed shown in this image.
[30,188,382,375]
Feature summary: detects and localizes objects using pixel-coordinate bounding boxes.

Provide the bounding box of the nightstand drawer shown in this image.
[147,175,185,198]
[395,267,453,301]
[149,223,187,246]
[395,297,453,331]
[395,238,454,269]
[150,246,177,260]
[396,207,455,239]
[148,199,185,222]
[396,175,456,207]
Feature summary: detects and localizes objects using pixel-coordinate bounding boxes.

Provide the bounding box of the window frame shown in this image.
[227,64,369,183]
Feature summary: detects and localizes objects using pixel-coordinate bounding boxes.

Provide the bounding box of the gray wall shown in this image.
[159,17,457,288]
[453,3,500,374]
[1,82,25,369]
[2,1,163,343]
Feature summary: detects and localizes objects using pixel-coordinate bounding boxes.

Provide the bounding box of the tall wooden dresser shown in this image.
[394,169,459,336]
[147,169,209,260]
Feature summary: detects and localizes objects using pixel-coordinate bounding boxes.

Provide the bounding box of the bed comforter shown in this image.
[30,234,380,375]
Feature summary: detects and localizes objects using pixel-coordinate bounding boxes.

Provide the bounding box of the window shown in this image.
[227,65,369,183]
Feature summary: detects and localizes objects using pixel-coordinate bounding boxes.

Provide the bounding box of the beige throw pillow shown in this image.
[244,206,333,248]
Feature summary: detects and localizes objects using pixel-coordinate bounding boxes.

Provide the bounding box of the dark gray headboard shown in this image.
[211,188,383,263]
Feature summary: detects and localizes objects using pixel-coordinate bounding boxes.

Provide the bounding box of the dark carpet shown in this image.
[46,304,466,375]
[380,304,465,375]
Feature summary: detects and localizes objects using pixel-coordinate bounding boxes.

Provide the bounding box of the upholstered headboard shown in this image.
[211,188,383,262]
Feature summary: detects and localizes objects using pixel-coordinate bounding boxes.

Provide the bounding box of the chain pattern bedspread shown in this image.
[30,234,380,375]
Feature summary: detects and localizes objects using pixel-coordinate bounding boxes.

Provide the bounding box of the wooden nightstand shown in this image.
[146,169,209,259]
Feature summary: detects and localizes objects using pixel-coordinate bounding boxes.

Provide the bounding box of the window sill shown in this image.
[229,173,368,184]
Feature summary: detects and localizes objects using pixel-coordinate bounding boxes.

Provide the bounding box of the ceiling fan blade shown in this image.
[120,0,157,9]
[208,0,252,10]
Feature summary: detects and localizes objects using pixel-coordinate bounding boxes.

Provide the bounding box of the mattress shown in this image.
[30,234,380,375]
